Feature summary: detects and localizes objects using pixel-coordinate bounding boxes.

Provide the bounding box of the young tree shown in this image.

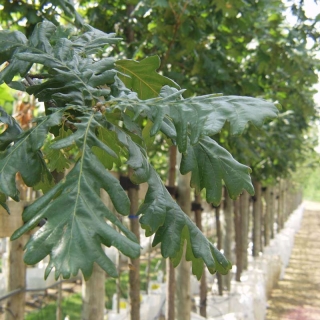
[0,21,278,281]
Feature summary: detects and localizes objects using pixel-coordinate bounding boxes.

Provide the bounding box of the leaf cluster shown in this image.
[79,0,319,183]
[0,22,277,279]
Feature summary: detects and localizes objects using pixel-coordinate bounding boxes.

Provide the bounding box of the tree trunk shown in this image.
[283,180,288,222]
[264,187,271,246]
[252,181,262,257]
[56,280,62,320]
[5,232,27,320]
[240,191,249,270]
[125,4,135,44]
[128,170,140,320]
[166,146,177,320]
[116,250,121,313]
[124,16,140,320]
[175,172,191,320]
[124,14,139,320]
[277,181,284,232]
[145,237,152,294]
[270,187,275,239]
[234,198,242,282]
[194,194,207,317]
[82,263,105,320]
[223,192,234,290]
[215,206,223,295]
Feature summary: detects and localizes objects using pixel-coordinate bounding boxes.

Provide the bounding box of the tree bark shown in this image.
[175,171,191,320]
[82,263,105,320]
[56,280,62,320]
[240,191,249,270]
[124,13,139,320]
[234,198,242,282]
[283,180,288,222]
[270,187,275,239]
[128,170,140,320]
[124,17,139,319]
[223,192,234,290]
[252,181,262,257]
[5,232,27,320]
[194,194,207,317]
[277,181,284,232]
[166,146,177,320]
[215,206,223,295]
[264,187,271,246]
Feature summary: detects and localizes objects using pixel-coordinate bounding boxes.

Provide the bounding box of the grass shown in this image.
[25,293,82,320]
[301,166,320,202]
[25,256,162,319]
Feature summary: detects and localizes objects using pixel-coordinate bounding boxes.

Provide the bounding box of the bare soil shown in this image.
[266,201,320,320]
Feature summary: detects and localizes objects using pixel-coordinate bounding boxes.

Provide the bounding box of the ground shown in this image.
[266,201,320,320]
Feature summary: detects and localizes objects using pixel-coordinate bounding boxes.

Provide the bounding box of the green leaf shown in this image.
[0,109,63,200]
[50,0,84,26]
[0,22,120,107]
[138,169,232,279]
[0,192,10,214]
[181,136,254,206]
[115,56,180,100]
[0,84,15,104]
[113,87,279,152]
[33,170,55,194]
[0,30,28,64]
[92,127,121,170]
[0,107,23,151]
[0,21,57,84]
[113,129,150,185]
[0,20,282,282]
[43,127,73,173]
[142,119,156,149]
[11,114,139,280]
[73,24,120,55]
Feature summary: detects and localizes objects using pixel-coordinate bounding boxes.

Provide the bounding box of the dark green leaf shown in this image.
[0,107,23,151]
[0,22,120,107]
[11,114,139,280]
[113,88,279,152]
[0,30,28,64]
[0,109,63,200]
[181,136,254,205]
[138,169,232,279]
[0,192,10,214]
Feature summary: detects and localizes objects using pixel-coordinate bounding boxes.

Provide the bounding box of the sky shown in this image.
[303,0,320,17]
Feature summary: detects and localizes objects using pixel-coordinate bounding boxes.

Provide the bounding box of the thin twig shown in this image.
[25,75,34,86]
[27,73,51,79]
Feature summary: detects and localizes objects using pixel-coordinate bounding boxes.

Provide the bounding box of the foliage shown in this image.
[0,0,83,36]
[0,83,15,114]
[0,21,278,280]
[77,0,319,183]
[302,166,320,202]
[0,0,318,187]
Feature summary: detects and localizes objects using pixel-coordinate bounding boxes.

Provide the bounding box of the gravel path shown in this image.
[266,201,320,320]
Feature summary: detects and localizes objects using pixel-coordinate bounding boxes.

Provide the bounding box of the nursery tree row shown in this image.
[0,1,319,320]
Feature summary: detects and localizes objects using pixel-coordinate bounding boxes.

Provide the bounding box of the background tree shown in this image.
[0,1,319,319]
[0,20,278,280]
